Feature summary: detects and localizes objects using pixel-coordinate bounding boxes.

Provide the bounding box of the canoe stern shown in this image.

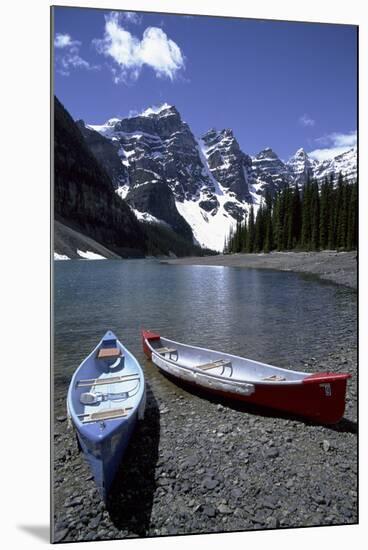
[142,329,161,359]
[301,372,351,423]
[76,413,138,503]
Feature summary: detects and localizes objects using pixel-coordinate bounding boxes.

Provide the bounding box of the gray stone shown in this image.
[202,505,216,517]
[203,477,219,490]
[217,503,232,514]
[264,448,279,459]
[53,528,70,542]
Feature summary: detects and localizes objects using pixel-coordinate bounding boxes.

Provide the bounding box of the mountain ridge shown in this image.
[82,103,357,252]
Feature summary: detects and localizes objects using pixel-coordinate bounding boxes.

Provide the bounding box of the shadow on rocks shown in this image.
[161,372,357,434]
[106,382,160,536]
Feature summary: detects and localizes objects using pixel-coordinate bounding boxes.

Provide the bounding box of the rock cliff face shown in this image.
[54,97,145,257]
[201,128,253,203]
[76,120,128,188]
[84,103,357,252]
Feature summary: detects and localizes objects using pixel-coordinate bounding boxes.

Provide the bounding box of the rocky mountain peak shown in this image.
[287,148,316,187]
[201,127,253,204]
[105,117,121,127]
[255,148,280,160]
[313,147,357,183]
[294,147,307,157]
[139,103,176,118]
[251,148,291,195]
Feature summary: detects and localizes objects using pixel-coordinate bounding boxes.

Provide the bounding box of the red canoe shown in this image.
[142,329,350,424]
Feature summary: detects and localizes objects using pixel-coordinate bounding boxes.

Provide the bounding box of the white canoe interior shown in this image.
[69,333,144,424]
[149,336,309,386]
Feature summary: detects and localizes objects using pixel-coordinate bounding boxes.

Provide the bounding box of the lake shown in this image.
[53,259,357,395]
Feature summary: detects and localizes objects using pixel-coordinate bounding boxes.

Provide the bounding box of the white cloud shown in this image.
[299,113,315,127]
[94,12,185,83]
[308,131,357,162]
[121,11,142,25]
[54,33,80,49]
[54,33,99,76]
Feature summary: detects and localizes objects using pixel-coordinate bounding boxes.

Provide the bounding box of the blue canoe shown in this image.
[66,330,146,502]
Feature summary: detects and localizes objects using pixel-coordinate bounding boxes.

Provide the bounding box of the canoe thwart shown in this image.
[77,373,140,388]
[78,406,133,423]
[97,347,122,360]
[196,359,231,371]
[263,374,287,382]
[155,347,177,355]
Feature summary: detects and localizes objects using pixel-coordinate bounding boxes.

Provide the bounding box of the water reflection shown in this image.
[54,260,356,388]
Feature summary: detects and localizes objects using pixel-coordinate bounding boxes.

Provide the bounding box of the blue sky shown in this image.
[53,7,357,161]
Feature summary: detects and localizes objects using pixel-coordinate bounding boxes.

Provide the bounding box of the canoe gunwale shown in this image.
[147,337,305,387]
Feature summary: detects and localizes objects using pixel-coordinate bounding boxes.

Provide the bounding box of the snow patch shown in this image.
[138,103,173,117]
[54,252,70,260]
[176,194,248,252]
[115,185,130,199]
[130,208,169,226]
[77,250,106,260]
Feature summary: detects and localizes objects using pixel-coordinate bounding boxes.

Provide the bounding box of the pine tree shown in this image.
[254,205,264,252]
[246,205,255,252]
[310,180,320,250]
[273,189,287,251]
[285,187,294,250]
[337,177,349,249]
[346,182,358,250]
[240,214,248,251]
[301,180,312,249]
[319,178,329,249]
[291,185,302,248]
[327,174,336,249]
[334,172,344,249]
[233,221,240,252]
[272,192,281,250]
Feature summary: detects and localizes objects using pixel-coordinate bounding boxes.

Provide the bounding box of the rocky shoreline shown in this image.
[163,250,357,290]
[53,343,357,543]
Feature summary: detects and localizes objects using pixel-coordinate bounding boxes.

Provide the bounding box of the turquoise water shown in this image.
[53,260,356,390]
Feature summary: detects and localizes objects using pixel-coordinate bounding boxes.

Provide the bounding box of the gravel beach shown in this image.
[162,250,357,290]
[53,344,357,542]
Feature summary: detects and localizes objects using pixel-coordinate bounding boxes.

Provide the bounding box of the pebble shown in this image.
[203,477,219,490]
[264,448,279,459]
[53,528,69,542]
[202,505,216,517]
[217,503,232,514]
[265,516,279,529]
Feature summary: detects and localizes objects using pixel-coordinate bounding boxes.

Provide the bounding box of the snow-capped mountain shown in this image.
[252,148,293,194]
[286,148,318,187]
[82,104,357,252]
[312,147,357,183]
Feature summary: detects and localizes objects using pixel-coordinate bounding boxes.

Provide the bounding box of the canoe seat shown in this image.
[196,359,231,371]
[262,374,286,382]
[97,347,121,360]
[79,406,133,424]
[77,373,139,388]
[155,347,177,355]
